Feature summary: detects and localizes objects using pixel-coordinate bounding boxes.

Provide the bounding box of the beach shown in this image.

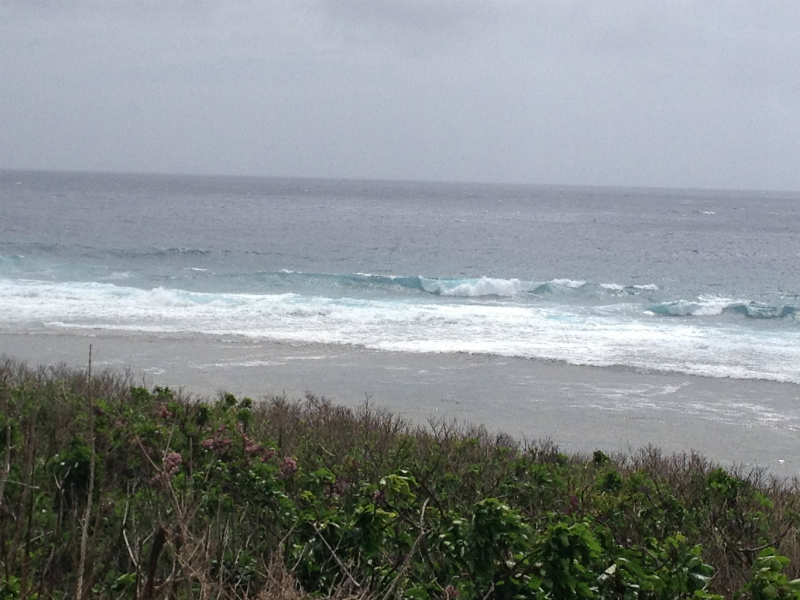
[4,329,799,478]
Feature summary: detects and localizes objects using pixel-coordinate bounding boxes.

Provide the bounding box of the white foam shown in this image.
[419,276,600,298]
[192,360,285,369]
[550,278,587,288]
[695,295,740,315]
[1,277,799,384]
[648,296,750,317]
[420,276,524,297]
[106,271,131,280]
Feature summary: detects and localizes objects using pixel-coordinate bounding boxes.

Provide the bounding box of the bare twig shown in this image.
[0,376,13,516]
[380,498,429,600]
[312,522,362,589]
[76,344,97,600]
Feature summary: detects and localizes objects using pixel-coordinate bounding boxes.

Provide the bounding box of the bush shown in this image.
[0,358,799,599]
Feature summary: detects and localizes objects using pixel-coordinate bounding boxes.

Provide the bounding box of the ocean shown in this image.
[2,170,799,473]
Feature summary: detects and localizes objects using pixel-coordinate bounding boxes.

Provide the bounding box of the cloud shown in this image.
[1,1,799,189]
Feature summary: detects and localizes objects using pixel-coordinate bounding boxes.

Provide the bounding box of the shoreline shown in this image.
[2,328,799,477]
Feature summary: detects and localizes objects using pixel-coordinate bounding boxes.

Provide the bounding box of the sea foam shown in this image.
[1,277,798,384]
[648,297,798,319]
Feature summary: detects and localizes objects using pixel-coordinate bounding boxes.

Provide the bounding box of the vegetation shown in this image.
[1,357,800,599]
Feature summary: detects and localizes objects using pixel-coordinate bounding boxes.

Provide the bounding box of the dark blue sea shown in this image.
[3,170,800,474]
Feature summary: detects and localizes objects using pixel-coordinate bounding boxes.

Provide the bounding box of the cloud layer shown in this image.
[2,1,799,189]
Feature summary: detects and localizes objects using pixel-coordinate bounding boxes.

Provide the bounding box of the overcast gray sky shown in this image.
[2,1,799,190]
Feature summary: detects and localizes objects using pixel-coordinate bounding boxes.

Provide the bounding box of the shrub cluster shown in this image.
[1,358,800,599]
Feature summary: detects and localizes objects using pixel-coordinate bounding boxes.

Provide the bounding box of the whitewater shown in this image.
[0,273,798,383]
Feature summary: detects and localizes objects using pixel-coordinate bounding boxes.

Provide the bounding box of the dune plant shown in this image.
[0,357,799,598]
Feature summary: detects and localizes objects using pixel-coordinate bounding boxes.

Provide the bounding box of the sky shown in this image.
[2,1,800,191]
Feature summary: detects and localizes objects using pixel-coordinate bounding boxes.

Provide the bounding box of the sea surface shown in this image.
[2,170,799,472]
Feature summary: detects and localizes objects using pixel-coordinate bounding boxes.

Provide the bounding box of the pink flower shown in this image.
[279,456,297,479]
[244,439,263,455]
[163,452,182,478]
[200,435,233,452]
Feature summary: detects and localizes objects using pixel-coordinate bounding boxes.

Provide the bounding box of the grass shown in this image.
[1,356,800,599]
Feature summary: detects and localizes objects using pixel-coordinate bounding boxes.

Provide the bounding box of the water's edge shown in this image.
[4,330,799,478]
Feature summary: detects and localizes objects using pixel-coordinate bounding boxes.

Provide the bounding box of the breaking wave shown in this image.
[648,298,798,320]
[225,271,659,299]
[1,276,799,383]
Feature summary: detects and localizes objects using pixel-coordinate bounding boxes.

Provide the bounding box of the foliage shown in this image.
[0,357,799,599]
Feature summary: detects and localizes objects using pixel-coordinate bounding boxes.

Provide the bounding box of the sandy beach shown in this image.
[3,329,798,478]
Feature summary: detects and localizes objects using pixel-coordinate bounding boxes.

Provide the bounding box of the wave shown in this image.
[3,260,795,323]
[0,251,652,300]
[421,276,662,298]
[2,250,661,299]
[1,245,212,261]
[0,254,25,267]
[1,278,799,383]
[224,271,660,299]
[648,298,798,320]
[108,247,212,258]
[419,276,530,296]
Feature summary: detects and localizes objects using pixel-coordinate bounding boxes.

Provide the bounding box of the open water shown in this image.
[2,170,800,472]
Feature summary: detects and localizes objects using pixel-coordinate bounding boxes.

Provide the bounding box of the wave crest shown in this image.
[648,298,798,320]
[420,276,525,297]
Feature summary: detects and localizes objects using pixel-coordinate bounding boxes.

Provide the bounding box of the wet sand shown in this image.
[2,329,799,478]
